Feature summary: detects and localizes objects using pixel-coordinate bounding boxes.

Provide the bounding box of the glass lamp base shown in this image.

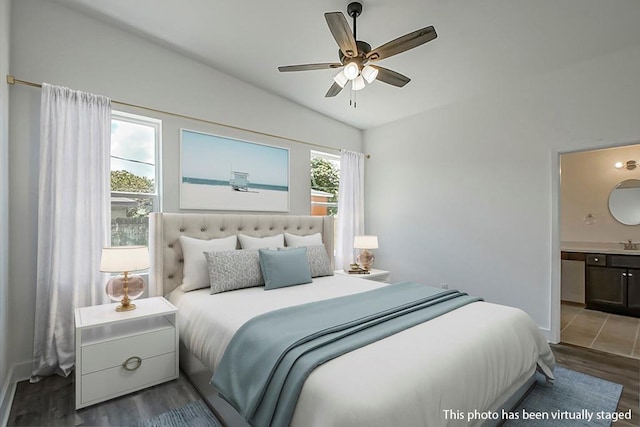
[105,274,144,311]
[356,249,375,271]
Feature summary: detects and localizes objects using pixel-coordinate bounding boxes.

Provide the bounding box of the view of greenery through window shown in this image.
[311,153,340,216]
[110,170,154,217]
[110,113,159,246]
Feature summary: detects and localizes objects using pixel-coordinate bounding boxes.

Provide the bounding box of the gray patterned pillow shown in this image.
[306,244,334,278]
[204,249,264,294]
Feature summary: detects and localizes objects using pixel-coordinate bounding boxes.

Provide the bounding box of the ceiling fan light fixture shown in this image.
[361,65,378,83]
[278,2,438,104]
[352,75,366,91]
[344,62,360,80]
[333,70,348,88]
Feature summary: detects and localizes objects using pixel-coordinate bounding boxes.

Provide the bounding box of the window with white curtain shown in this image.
[110,111,161,246]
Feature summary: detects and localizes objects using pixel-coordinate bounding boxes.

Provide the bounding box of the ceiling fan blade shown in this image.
[278,63,343,72]
[325,81,343,97]
[324,12,358,58]
[367,26,437,62]
[372,66,411,87]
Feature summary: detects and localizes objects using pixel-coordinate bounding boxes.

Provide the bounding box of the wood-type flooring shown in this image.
[7,345,640,426]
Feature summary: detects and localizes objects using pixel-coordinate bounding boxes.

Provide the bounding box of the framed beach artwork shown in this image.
[180,129,289,211]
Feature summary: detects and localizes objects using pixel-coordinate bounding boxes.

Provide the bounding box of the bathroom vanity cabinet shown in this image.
[585,253,640,316]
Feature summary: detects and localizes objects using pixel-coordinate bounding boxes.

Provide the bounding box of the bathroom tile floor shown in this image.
[561,302,640,359]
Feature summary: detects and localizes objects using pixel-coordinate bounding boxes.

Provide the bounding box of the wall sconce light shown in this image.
[583,213,598,225]
[615,160,638,170]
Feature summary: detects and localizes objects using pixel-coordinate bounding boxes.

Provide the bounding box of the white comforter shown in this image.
[168,276,555,427]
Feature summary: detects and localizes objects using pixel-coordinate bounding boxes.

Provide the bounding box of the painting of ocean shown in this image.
[180,129,289,211]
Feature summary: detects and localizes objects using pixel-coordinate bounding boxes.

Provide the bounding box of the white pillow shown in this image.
[179,235,237,291]
[284,232,322,247]
[238,233,284,250]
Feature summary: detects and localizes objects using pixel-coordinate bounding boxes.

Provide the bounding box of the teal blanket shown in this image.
[212,282,482,427]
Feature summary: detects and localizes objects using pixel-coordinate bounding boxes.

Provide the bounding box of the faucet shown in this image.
[621,240,638,250]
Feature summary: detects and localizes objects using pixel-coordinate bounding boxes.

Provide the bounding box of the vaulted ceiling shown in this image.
[52,0,640,129]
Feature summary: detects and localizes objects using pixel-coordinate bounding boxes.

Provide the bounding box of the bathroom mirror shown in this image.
[608,179,640,225]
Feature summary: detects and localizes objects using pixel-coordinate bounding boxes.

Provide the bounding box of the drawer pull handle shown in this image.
[594,257,599,262]
[122,356,142,371]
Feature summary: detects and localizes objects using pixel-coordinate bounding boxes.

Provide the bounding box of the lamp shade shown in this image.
[100,246,150,273]
[351,75,366,91]
[333,70,348,88]
[343,62,359,80]
[353,235,378,249]
[361,65,378,84]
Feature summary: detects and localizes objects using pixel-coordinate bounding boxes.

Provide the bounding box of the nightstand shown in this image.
[335,268,391,283]
[74,296,179,409]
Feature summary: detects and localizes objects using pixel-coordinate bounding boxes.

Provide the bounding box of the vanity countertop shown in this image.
[561,241,640,255]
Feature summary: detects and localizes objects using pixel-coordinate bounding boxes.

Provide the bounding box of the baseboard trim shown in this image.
[1,360,31,426]
[539,326,556,344]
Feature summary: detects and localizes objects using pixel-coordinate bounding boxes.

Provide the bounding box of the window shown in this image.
[310,151,340,216]
[110,111,161,246]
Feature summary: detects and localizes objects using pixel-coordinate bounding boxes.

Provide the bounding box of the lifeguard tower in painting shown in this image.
[230,171,249,192]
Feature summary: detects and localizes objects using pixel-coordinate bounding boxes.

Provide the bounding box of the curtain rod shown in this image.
[6,74,370,158]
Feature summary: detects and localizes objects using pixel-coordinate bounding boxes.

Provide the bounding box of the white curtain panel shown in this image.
[31,83,111,381]
[335,150,365,270]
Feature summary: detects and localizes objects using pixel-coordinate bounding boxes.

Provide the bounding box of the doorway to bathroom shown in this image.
[560,144,640,359]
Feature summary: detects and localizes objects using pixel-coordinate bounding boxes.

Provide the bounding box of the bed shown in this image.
[149,213,555,427]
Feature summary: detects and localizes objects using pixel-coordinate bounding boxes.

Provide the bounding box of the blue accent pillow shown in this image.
[259,247,312,290]
[278,245,333,278]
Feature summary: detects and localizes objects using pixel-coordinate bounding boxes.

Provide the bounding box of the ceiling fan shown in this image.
[278,2,437,102]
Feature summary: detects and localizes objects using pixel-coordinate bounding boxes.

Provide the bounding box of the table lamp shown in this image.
[353,235,378,271]
[100,246,149,312]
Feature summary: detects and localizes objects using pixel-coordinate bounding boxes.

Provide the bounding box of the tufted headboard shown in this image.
[149,213,334,296]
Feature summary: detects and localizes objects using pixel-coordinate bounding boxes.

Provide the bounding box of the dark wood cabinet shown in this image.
[586,266,626,307]
[585,253,640,317]
[628,270,640,310]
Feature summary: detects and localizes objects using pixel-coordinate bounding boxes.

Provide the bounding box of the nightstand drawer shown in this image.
[81,327,175,374]
[75,297,179,409]
[80,351,176,405]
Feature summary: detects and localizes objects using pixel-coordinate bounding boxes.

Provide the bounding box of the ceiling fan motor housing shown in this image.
[347,2,363,18]
[339,41,371,64]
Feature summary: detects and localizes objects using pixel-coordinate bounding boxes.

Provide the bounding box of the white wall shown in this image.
[0,0,11,422]
[364,43,640,340]
[561,144,640,243]
[7,0,361,380]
